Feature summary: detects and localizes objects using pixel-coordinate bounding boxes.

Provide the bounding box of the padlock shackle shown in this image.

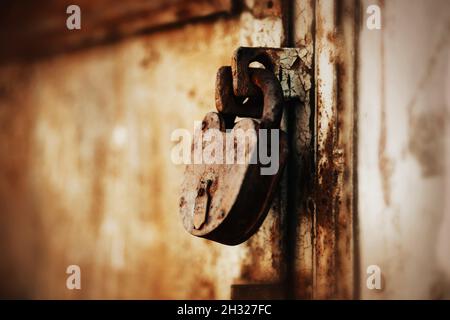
[249,68,284,129]
[215,66,263,121]
[215,67,284,129]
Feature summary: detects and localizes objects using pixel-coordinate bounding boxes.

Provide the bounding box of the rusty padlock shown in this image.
[179,66,288,246]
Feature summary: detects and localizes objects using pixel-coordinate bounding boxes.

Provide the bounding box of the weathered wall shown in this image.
[358,0,450,299]
[0,0,289,299]
[0,15,257,299]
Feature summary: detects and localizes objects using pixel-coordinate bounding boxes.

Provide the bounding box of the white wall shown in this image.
[358,0,450,299]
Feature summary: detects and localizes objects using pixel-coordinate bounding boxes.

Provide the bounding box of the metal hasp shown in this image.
[232,46,305,100]
[180,47,298,245]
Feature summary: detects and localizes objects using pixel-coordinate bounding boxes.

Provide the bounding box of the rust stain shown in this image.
[311,0,358,299]
[408,110,446,177]
[140,46,161,68]
[378,6,393,206]
[378,105,392,206]
[246,0,283,19]
[406,24,450,177]
[313,116,339,298]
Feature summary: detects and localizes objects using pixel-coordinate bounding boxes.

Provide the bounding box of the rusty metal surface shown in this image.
[310,0,357,299]
[180,67,288,245]
[287,0,357,299]
[0,0,234,63]
[288,0,315,300]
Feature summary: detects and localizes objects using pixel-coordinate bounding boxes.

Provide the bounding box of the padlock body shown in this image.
[179,112,288,245]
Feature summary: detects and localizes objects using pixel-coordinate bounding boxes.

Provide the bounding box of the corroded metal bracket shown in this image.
[232,47,305,100]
